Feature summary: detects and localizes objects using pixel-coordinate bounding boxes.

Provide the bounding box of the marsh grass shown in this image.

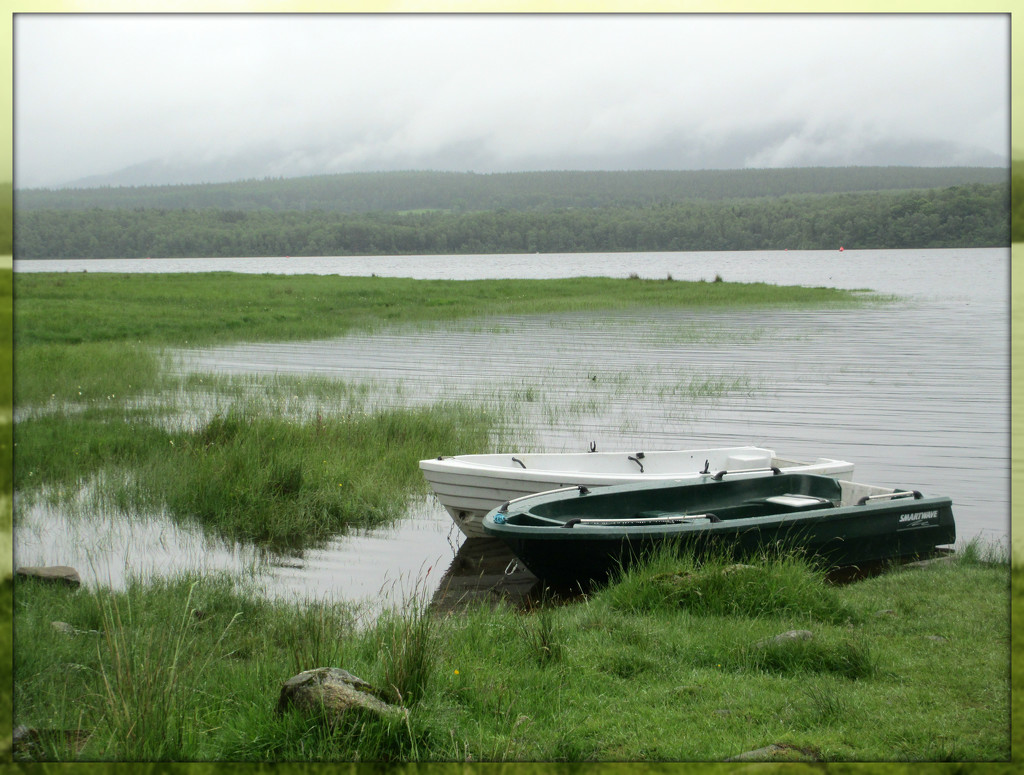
[190,371,383,408]
[12,271,874,408]
[581,365,759,402]
[517,590,565,668]
[955,534,1010,565]
[10,267,1006,761]
[13,272,877,350]
[286,600,352,676]
[682,374,759,398]
[797,680,850,725]
[14,341,164,407]
[370,604,435,708]
[94,579,242,759]
[15,401,494,548]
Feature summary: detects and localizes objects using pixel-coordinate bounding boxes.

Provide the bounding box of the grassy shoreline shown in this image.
[13,271,878,347]
[11,545,1011,761]
[15,402,495,548]
[12,271,879,408]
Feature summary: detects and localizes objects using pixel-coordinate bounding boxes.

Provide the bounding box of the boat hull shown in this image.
[482,474,955,585]
[420,447,855,538]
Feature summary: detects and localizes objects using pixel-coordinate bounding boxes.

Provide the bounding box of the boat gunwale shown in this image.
[486,496,954,539]
[420,457,855,489]
[482,475,953,541]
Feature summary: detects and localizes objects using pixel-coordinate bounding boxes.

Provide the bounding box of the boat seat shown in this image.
[761,494,834,512]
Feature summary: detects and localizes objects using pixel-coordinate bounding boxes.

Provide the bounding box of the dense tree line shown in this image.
[14,183,1009,259]
[1012,160,1024,242]
[15,167,1009,214]
[0,183,11,254]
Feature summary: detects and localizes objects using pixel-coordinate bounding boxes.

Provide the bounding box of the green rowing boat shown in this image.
[482,473,955,585]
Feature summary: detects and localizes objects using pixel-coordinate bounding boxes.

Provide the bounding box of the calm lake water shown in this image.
[13,248,1011,610]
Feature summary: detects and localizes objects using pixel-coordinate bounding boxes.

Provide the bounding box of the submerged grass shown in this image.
[11,548,1010,762]
[13,271,875,407]
[15,401,493,548]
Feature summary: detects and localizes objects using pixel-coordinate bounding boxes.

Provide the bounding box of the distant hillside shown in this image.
[15,167,1009,214]
[1012,159,1024,241]
[15,182,1009,258]
[0,183,10,254]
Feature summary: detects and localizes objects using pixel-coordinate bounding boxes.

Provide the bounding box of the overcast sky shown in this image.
[13,12,1010,189]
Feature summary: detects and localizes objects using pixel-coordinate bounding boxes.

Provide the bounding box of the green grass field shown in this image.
[11,545,1010,762]
[12,271,875,348]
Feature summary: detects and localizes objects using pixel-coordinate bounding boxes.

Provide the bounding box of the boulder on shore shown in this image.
[753,629,814,649]
[277,667,407,724]
[726,742,820,762]
[15,566,81,588]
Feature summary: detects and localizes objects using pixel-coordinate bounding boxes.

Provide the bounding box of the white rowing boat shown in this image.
[420,446,854,537]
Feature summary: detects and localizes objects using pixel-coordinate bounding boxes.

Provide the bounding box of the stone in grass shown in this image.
[50,621,76,636]
[753,629,814,649]
[50,621,101,637]
[277,667,408,724]
[13,725,92,760]
[726,742,820,762]
[15,566,81,588]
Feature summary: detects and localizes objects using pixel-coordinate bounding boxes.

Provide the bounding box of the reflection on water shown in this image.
[431,538,541,612]
[14,491,453,606]
[13,249,1010,606]
[14,490,542,613]
[13,492,450,610]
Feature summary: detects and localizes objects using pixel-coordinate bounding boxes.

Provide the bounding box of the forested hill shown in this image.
[15,166,1008,213]
[15,183,1008,258]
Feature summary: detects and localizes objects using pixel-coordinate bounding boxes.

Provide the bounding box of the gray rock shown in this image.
[50,621,76,636]
[16,566,81,588]
[726,743,819,762]
[754,629,814,649]
[721,564,756,575]
[277,667,407,723]
[12,725,92,759]
[49,621,100,637]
